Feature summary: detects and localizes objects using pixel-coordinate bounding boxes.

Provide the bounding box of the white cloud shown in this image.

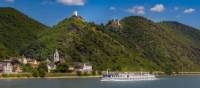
[184,8,195,13]
[56,0,85,6]
[4,0,15,3]
[109,6,116,10]
[127,6,145,15]
[150,4,165,12]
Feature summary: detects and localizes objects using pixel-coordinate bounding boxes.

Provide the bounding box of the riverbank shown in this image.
[0,75,102,80]
[154,71,200,76]
[1,72,200,79]
[0,73,102,79]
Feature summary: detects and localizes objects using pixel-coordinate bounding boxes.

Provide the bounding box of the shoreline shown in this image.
[0,75,102,80]
[1,72,200,80]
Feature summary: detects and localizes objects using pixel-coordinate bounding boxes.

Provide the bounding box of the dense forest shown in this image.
[1,7,200,72]
[0,7,48,58]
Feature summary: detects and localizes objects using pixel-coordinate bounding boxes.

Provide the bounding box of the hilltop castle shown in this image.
[72,11,78,17]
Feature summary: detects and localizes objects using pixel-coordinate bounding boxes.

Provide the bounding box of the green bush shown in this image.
[32,69,39,77]
[76,71,82,76]
[38,69,46,77]
[54,63,69,73]
[92,71,96,75]
[83,72,88,76]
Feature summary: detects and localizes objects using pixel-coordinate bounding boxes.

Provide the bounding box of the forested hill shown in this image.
[1,7,200,72]
[0,7,48,58]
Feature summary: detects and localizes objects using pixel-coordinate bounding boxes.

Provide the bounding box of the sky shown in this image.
[0,0,199,29]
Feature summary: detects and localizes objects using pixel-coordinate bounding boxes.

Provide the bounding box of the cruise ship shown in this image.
[101,72,157,81]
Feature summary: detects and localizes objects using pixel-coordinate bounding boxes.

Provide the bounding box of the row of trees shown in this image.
[21,62,70,77]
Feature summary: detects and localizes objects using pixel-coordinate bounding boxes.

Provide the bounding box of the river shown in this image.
[0,76,200,88]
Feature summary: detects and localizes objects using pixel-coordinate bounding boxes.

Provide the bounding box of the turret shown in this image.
[111,19,121,28]
[72,11,78,17]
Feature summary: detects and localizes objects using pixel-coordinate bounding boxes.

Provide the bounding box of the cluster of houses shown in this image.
[46,49,93,73]
[0,11,94,74]
[0,49,93,74]
[0,57,38,74]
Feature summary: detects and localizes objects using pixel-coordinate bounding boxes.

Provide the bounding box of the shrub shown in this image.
[38,69,46,77]
[76,71,82,76]
[92,71,96,75]
[32,69,39,77]
[83,72,88,76]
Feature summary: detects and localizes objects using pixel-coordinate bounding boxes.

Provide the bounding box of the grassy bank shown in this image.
[0,73,102,79]
[1,71,200,79]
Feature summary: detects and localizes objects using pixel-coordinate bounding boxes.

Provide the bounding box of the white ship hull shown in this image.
[101,78,157,81]
[101,72,157,82]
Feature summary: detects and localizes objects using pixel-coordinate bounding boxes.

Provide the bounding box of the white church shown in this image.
[53,49,60,63]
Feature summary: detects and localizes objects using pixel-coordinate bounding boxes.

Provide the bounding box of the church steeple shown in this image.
[53,49,60,63]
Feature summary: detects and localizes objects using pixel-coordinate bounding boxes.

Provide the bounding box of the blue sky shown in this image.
[0,0,199,28]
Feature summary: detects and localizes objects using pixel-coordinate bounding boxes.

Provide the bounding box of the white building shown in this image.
[53,49,60,63]
[47,63,56,73]
[32,59,38,65]
[72,11,78,16]
[74,63,92,72]
[3,62,13,74]
[82,63,92,72]
[22,56,28,64]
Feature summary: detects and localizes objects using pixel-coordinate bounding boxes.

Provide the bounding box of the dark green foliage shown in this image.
[83,72,88,76]
[1,7,200,72]
[32,69,39,77]
[92,71,96,75]
[55,63,69,73]
[38,69,46,77]
[21,64,33,72]
[30,16,200,72]
[38,62,48,72]
[0,7,48,58]
[76,71,82,76]
[32,62,47,77]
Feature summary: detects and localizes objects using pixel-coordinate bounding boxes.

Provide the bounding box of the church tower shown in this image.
[53,49,60,63]
[117,20,121,26]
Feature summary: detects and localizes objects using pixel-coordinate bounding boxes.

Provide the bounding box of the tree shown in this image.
[32,69,39,77]
[37,62,48,77]
[38,62,48,72]
[76,71,82,76]
[38,69,46,77]
[83,72,88,76]
[21,64,33,72]
[55,63,69,73]
[92,71,96,75]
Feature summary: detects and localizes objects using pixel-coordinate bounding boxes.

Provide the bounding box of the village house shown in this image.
[73,62,93,72]
[0,62,3,73]
[18,56,39,68]
[47,63,56,73]
[21,56,28,64]
[0,59,24,74]
[13,65,23,73]
[29,59,39,68]
[46,49,61,73]
[2,60,13,74]
[68,66,74,71]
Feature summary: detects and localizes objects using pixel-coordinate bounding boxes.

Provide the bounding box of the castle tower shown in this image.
[53,49,60,63]
[72,11,78,17]
[117,20,121,26]
[112,19,121,27]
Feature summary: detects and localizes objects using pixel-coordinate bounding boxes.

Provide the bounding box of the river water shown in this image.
[0,76,200,88]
